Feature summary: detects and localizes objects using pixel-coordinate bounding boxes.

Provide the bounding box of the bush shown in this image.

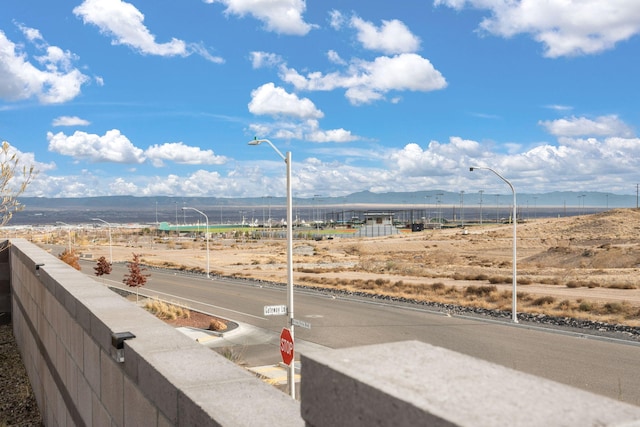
[578,301,593,312]
[209,319,227,331]
[532,296,556,306]
[464,285,497,297]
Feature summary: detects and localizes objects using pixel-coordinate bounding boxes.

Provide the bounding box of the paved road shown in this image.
[84,260,640,406]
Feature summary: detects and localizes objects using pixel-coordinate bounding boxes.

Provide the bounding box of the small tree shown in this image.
[59,249,81,270]
[94,256,112,283]
[0,141,37,226]
[123,253,149,302]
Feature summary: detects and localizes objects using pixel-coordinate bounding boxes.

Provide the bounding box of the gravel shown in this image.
[0,322,42,426]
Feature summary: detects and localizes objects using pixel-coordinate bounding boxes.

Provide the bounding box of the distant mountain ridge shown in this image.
[17,190,637,211]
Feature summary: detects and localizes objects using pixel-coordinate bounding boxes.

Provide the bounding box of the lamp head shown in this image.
[248,137,262,146]
[469,167,474,172]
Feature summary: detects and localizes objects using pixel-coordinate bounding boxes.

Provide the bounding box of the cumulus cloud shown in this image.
[145,142,228,167]
[539,115,634,137]
[52,116,91,127]
[205,0,313,36]
[350,16,421,54]
[248,83,324,119]
[435,0,640,57]
[74,0,223,62]
[281,53,447,105]
[0,29,89,104]
[47,129,146,163]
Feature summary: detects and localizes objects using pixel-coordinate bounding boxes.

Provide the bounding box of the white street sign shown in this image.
[264,305,287,316]
[292,318,311,329]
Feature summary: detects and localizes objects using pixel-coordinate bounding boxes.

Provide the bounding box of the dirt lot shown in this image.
[70,208,640,327]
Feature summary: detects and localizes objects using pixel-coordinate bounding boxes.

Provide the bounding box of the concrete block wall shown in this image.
[0,240,11,324]
[301,340,640,426]
[9,239,303,427]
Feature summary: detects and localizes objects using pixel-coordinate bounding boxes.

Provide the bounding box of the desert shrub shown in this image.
[464,285,497,297]
[578,301,593,312]
[472,274,489,281]
[532,296,556,306]
[488,276,510,284]
[144,299,190,320]
[209,318,227,331]
[429,282,446,291]
[375,278,388,287]
[557,300,572,311]
[606,283,636,290]
[518,277,532,285]
[603,302,624,314]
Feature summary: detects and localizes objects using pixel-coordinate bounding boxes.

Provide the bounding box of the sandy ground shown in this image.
[38,208,640,325]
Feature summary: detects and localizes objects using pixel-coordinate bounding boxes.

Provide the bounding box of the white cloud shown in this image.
[326,50,346,65]
[0,30,89,104]
[435,0,640,57]
[305,120,359,143]
[328,10,345,30]
[248,83,324,119]
[539,115,634,137]
[206,0,313,36]
[281,53,447,105]
[389,138,484,177]
[52,116,91,127]
[1,140,56,173]
[250,51,283,69]
[350,16,421,54]
[74,0,187,56]
[145,142,228,167]
[47,129,146,163]
[74,0,223,62]
[24,131,640,198]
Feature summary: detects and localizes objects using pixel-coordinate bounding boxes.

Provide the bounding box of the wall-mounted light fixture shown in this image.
[35,263,44,276]
[111,331,136,363]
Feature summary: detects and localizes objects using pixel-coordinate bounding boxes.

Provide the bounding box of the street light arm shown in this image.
[248,138,286,162]
[470,166,515,196]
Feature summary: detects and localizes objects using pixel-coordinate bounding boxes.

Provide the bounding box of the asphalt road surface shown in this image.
[82,260,640,406]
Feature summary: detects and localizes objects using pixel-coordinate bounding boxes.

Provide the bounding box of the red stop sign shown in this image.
[280,328,294,365]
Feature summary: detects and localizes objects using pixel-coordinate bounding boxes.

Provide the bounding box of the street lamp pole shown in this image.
[470,167,518,323]
[92,218,113,265]
[249,137,295,398]
[182,207,210,278]
[56,222,72,252]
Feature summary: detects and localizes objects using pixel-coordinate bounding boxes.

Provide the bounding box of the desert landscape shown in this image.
[40,207,640,329]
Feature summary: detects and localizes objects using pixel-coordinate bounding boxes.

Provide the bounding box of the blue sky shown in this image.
[1,0,639,199]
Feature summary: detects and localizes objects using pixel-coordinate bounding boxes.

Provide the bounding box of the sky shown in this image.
[1,0,640,200]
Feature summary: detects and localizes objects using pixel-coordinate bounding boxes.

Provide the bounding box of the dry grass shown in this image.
[143,298,191,320]
[296,275,640,325]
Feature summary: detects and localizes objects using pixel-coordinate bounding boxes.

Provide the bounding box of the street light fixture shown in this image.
[249,137,295,398]
[182,207,210,278]
[469,166,518,323]
[92,218,113,265]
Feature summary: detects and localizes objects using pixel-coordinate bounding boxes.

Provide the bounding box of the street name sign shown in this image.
[264,305,287,316]
[291,318,311,329]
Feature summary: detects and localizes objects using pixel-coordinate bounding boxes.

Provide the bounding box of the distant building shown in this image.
[353,212,399,237]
